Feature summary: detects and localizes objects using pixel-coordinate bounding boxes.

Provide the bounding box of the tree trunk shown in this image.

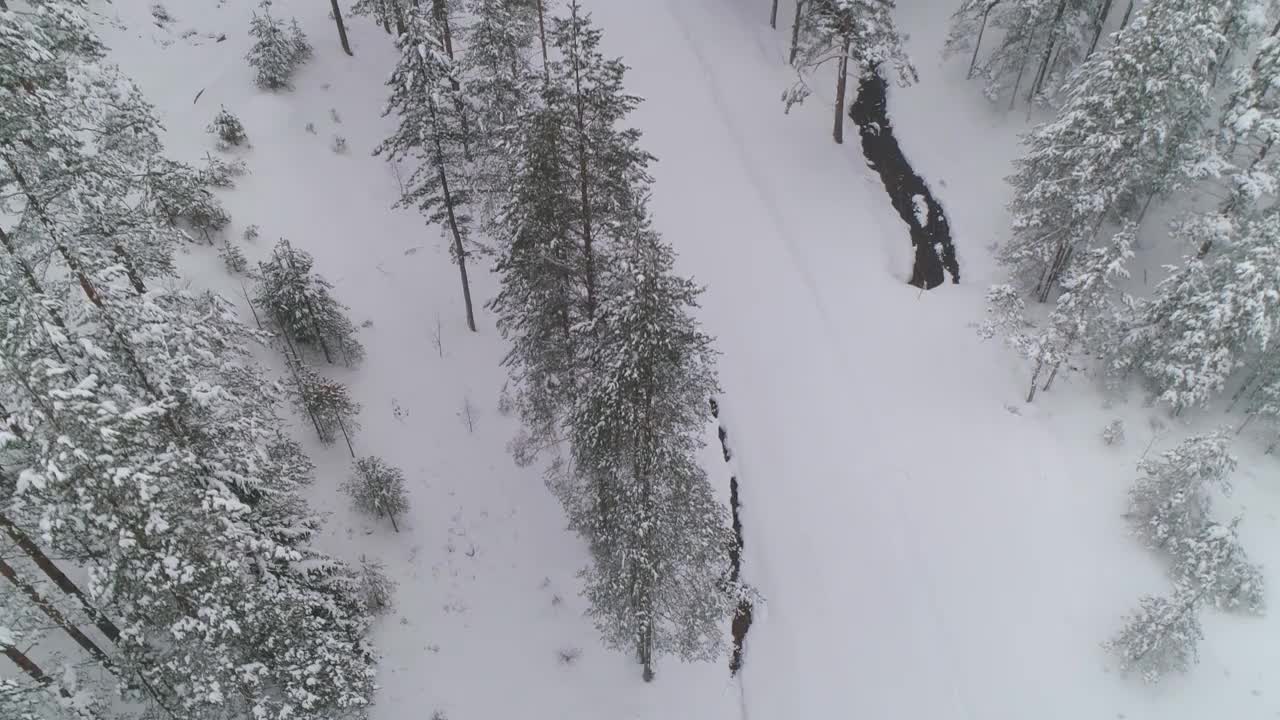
[277,245,335,363]
[1007,20,1035,110]
[114,244,147,293]
[432,0,455,59]
[1026,359,1043,402]
[0,225,71,334]
[437,167,477,333]
[832,45,849,144]
[770,0,779,28]
[330,0,353,56]
[1027,0,1067,102]
[789,1,805,64]
[0,556,115,668]
[4,643,68,695]
[569,5,597,321]
[389,512,400,533]
[0,514,122,643]
[536,0,550,83]
[336,413,357,457]
[1086,0,1115,58]
[968,5,993,78]
[1119,0,1134,29]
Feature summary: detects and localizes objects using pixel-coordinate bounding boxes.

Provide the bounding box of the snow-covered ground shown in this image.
[88,0,1280,718]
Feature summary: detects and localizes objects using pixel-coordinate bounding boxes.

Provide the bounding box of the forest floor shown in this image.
[89,0,1280,718]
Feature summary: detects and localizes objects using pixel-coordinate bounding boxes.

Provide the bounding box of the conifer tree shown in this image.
[247,0,312,90]
[343,457,410,532]
[1001,0,1234,301]
[286,357,361,452]
[2,6,377,715]
[460,0,538,223]
[1126,433,1235,551]
[1106,585,1204,683]
[948,0,1105,106]
[1111,210,1280,411]
[565,207,738,682]
[786,0,916,143]
[376,7,478,332]
[1171,519,1265,614]
[256,239,365,365]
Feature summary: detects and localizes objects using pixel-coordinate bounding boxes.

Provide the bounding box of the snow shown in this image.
[912,193,929,228]
[63,0,1280,718]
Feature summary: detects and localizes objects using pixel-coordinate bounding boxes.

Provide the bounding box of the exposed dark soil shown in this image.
[849,70,960,289]
[711,398,753,677]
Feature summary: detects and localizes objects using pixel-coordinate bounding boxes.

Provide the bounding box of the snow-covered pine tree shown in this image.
[460,0,538,225]
[547,0,654,321]
[376,7,478,332]
[1105,585,1205,683]
[786,0,916,143]
[947,0,1106,107]
[1126,432,1235,551]
[1219,21,1280,218]
[1111,209,1280,411]
[356,557,398,613]
[351,0,403,34]
[1001,0,1234,301]
[144,156,232,242]
[1030,223,1134,397]
[565,206,738,682]
[343,457,411,532]
[1171,518,1265,614]
[256,238,365,365]
[246,0,312,90]
[207,105,249,148]
[286,357,361,452]
[3,5,377,717]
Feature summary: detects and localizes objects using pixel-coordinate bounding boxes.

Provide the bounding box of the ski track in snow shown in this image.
[65,0,1280,718]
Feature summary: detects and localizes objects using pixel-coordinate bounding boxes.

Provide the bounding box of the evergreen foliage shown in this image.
[256,239,365,365]
[1000,0,1237,300]
[1106,587,1204,683]
[247,0,312,90]
[208,105,249,148]
[1127,433,1235,551]
[375,5,478,331]
[1171,519,1265,614]
[286,358,362,448]
[343,456,410,532]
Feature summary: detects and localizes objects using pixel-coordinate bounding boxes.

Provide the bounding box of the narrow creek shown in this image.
[849,70,960,289]
[710,397,753,677]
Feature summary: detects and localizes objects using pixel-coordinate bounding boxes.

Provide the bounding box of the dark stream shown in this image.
[849,71,960,289]
[710,398,753,677]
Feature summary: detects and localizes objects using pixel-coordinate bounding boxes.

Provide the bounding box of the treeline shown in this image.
[0,2,378,718]
[365,0,746,681]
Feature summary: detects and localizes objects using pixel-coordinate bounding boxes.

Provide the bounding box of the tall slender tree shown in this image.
[786,0,916,144]
[377,8,478,331]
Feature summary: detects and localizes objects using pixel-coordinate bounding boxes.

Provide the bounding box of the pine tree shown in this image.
[1112,210,1280,411]
[566,208,738,681]
[376,8,478,332]
[207,105,249,148]
[786,0,916,143]
[356,557,398,613]
[460,0,538,224]
[948,0,1106,107]
[1126,432,1235,551]
[490,99,582,458]
[3,5,377,717]
[286,358,361,452]
[1171,519,1265,614]
[1105,585,1204,683]
[247,0,312,90]
[256,239,365,365]
[1001,0,1233,301]
[343,457,411,532]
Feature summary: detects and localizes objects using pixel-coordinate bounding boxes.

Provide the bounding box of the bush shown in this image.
[247,1,312,90]
[343,456,410,532]
[208,106,249,148]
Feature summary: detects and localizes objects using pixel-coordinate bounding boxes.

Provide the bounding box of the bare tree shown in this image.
[330,0,353,55]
